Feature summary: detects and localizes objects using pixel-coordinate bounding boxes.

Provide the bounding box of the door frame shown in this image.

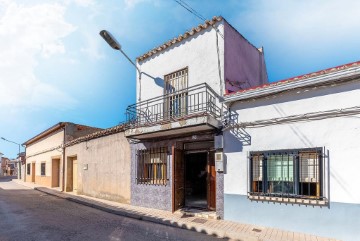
[172,142,216,212]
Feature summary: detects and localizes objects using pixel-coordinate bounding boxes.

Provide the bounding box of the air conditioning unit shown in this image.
[215,152,224,172]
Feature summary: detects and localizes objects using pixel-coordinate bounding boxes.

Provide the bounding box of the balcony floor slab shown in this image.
[125,115,221,139]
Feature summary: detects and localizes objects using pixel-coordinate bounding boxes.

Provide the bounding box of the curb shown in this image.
[33,187,259,241]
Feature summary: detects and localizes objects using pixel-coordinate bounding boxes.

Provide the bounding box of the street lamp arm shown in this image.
[118,49,141,76]
[1,137,20,146]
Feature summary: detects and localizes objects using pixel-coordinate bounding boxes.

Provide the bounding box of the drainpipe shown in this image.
[62,124,66,192]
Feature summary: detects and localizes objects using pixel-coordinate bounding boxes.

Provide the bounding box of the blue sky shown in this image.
[1,0,359,158]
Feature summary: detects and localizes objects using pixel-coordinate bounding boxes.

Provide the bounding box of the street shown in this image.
[0,177,225,241]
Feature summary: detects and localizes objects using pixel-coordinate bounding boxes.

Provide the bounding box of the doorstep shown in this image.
[176,207,218,220]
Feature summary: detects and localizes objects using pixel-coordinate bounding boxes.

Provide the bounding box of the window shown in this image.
[164,68,188,119]
[41,163,46,176]
[27,163,30,175]
[137,147,168,185]
[250,148,323,200]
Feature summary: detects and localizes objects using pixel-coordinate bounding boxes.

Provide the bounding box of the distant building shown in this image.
[0,152,3,176]
[0,156,15,176]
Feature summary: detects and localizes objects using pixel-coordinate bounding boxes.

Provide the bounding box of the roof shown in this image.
[23,122,102,146]
[224,60,360,102]
[137,16,223,62]
[65,124,127,147]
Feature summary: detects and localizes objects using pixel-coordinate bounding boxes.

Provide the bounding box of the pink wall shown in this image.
[224,21,268,94]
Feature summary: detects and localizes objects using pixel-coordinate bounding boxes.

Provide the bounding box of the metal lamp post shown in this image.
[1,137,21,179]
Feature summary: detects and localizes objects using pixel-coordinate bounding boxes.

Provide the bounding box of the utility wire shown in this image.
[173,0,206,21]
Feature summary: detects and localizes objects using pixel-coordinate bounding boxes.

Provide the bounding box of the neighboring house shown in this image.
[124,16,267,217]
[23,122,102,188]
[222,61,360,240]
[7,159,18,176]
[0,157,15,176]
[18,152,26,181]
[64,125,131,203]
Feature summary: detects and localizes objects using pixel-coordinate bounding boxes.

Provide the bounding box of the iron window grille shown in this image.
[27,163,30,175]
[249,148,325,200]
[164,68,189,119]
[41,163,46,176]
[136,147,168,185]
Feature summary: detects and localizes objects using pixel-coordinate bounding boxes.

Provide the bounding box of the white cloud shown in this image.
[0,2,77,110]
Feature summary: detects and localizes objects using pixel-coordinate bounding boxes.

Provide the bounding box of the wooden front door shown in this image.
[31,163,35,182]
[72,159,78,192]
[173,147,184,212]
[52,159,60,187]
[207,151,216,210]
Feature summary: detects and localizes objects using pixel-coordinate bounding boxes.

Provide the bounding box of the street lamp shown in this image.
[1,137,21,179]
[99,30,143,101]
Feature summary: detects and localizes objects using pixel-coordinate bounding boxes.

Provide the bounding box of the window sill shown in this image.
[248,194,328,206]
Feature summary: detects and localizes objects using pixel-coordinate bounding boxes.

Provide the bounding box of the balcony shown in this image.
[125,83,222,139]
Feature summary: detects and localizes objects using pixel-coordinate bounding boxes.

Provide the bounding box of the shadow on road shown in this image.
[0,176,17,182]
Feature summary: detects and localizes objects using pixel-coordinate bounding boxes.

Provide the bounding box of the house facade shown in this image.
[0,156,16,176]
[23,122,101,188]
[222,62,360,240]
[64,125,131,203]
[125,16,268,217]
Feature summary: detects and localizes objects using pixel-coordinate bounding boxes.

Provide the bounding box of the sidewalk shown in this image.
[13,179,338,241]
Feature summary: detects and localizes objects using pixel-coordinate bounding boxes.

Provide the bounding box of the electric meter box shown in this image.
[215,152,224,172]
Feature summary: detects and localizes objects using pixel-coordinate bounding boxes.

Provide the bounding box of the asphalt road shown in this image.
[0,177,225,241]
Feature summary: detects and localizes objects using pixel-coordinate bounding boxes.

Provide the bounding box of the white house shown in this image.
[222,61,360,240]
[125,16,268,217]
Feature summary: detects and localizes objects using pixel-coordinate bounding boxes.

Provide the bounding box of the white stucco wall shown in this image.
[224,80,360,204]
[137,21,225,101]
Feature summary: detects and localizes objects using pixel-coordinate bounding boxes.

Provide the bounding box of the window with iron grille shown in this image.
[41,163,46,176]
[27,163,30,175]
[164,68,188,119]
[137,147,168,185]
[250,148,323,199]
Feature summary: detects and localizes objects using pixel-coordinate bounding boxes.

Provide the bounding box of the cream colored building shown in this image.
[64,125,131,203]
[23,122,101,189]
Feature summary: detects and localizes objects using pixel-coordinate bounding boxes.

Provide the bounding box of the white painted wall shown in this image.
[137,21,225,101]
[224,80,360,204]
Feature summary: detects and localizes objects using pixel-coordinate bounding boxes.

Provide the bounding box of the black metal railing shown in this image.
[126,83,221,127]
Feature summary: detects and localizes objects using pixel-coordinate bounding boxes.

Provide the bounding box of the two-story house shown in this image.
[124,16,268,218]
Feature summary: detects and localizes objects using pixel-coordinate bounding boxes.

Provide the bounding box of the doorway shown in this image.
[52,159,60,187]
[66,156,77,192]
[172,142,216,212]
[72,158,78,192]
[31,163,35,182]
[185,152,207,209]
